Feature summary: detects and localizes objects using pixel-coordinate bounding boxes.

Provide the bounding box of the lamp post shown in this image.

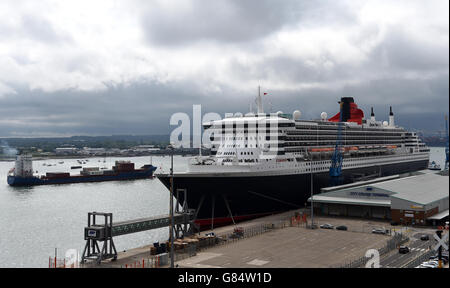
[310,155,314,229]
[168,144,175,268]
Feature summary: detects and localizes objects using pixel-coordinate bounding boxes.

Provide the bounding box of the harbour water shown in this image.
[0,148,446,267]
[0,155,188,267]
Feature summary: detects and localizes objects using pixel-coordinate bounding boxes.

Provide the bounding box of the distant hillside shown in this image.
[422,136,447,147]
[1,135,170,153]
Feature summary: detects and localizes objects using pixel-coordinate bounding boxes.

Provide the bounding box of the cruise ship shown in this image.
[156,95,429,229]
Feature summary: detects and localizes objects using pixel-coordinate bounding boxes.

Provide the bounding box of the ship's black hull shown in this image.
[157,160,428,228]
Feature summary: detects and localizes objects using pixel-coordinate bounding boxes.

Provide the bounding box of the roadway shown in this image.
[380,231,436,268]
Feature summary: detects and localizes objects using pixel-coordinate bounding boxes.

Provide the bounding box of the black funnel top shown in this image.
[340,97,354,122]
[390,106,393,116]
[340,97,354,104]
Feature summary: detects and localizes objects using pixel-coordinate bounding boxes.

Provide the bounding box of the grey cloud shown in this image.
[140,0,356,46]
[0,13,72,45]
[262,73,448,132]
[0,0,447,138]
[21,15,63,43]
[369,25,449,71]
[1,69,447,137]
[0,81,212,136]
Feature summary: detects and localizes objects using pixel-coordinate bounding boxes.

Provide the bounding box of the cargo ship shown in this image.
[156,94,430,229]
[7,155,157,186]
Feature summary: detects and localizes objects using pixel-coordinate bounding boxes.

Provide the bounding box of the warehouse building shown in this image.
[309,172,449,226]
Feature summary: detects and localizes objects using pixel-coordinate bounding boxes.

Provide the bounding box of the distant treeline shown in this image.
[422,136,447,147]
[1,135,170,153]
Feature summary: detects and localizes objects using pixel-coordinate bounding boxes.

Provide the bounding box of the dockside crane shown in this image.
[329,101,344,178]
[445,115,449,171]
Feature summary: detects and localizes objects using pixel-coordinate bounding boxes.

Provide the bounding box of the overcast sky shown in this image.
[0,0,448,137]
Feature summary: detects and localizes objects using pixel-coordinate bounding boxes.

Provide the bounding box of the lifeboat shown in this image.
[309,148,334,153]
[344,146,359,151]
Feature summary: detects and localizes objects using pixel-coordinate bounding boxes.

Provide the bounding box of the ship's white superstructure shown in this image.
[187,97,429,177]
[14,154,34,177]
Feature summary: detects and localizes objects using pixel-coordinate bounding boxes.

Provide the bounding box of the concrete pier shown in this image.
[80,209,417,268]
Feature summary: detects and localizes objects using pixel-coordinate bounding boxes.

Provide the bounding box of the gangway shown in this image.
[81,209,195,264]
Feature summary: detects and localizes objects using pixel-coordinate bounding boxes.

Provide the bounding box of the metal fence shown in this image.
[48,257,80,268]
[118,217,294,268]
[143,215,406,268]
[174,245,198,262]
[48,257,66,268]
[402,240,449,268]
[335,233,409,268]
[121,252,169,268]
[193,219,292,253]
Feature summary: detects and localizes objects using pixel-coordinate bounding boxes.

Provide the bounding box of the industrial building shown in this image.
[55,147,78,154]
[309,171,449,226]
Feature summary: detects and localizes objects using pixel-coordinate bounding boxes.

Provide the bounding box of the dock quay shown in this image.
[78,209,415,268]
[72,170,448,269]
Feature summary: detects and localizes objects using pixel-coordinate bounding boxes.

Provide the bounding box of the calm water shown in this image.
[0,148,447,267]
[0,155,188,267]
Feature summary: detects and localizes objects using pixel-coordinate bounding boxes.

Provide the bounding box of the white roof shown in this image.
[310,172,448,207]
[376,173,449,205]
[427,209,449,220]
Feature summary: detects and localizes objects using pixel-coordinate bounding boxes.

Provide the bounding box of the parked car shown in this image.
[429,256,449,264]
[422,261,438,268]
[418,263,436,268]
[320,223,334,229]
[426,260,439,265]
[390,221,399,226]
[398,246,410,254]
[336,225,348,231]
[432,252,449,260]
[372,229,386,235]
[420,234,429,241]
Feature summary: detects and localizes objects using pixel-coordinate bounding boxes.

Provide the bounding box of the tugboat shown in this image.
[428,161,441,171]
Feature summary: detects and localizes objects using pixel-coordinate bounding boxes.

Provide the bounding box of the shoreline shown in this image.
[0,153,197,162]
